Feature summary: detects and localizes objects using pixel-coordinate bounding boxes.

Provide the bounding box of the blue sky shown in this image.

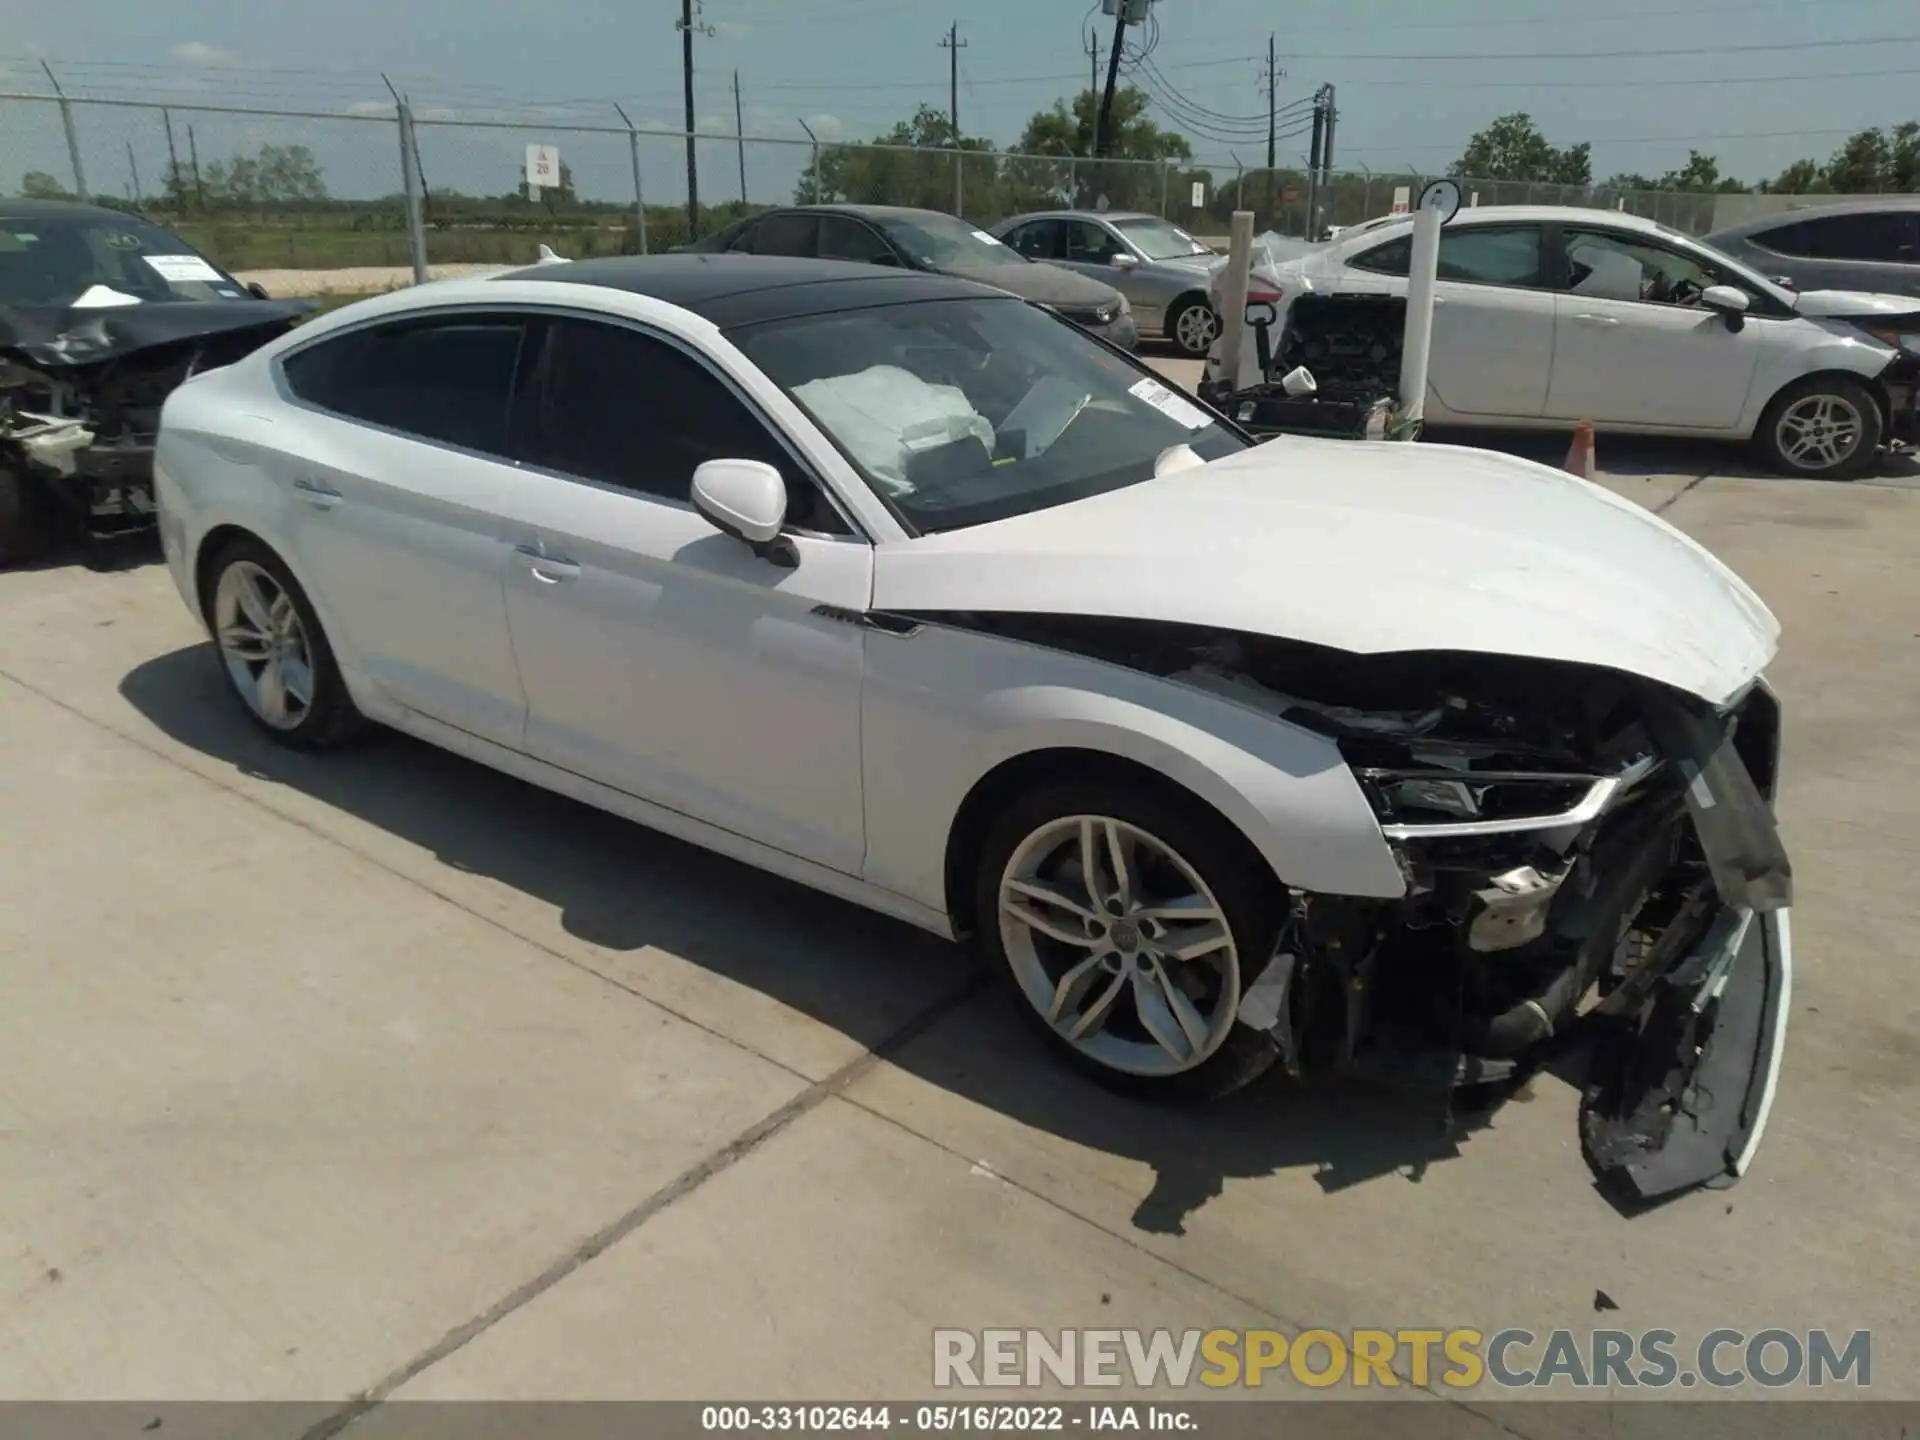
[2,0,1916,205]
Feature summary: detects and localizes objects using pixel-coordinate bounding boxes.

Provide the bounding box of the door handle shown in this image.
[1572,313,1620,327]
[514,544,580,583]
[292,477,343,508]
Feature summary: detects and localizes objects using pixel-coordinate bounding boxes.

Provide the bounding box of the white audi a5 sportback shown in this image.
[156,255,1792,1204]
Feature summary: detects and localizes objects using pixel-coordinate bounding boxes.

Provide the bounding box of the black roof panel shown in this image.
[499,252,1012,327]
[0,198,163,223]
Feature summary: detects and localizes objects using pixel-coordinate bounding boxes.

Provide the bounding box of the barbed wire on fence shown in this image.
[0,90,1800,276]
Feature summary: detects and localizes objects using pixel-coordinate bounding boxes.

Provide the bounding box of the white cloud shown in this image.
[170,41,240,67]
[804,113,846,140]
[714,20,752,39]
[344,99,396,117]
[415,106,457,121]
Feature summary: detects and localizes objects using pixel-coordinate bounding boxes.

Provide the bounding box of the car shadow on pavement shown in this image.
[124,641,1508,1239]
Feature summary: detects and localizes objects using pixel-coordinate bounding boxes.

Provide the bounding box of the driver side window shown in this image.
[1562,228,1736,308]
[1065,221,1122,263]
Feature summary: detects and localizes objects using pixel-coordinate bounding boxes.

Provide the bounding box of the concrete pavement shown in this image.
[1,438,1917,1426]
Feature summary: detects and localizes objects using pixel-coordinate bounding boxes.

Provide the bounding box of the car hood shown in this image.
[943,260,1120,309]
[1790,288,1920,321]
[0,298,315,370]
[871,436,1779,707]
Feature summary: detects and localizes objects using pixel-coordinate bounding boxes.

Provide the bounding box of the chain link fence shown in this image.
[4,91,1751,293]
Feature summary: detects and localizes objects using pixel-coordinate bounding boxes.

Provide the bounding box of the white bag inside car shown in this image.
[793,364,995,496]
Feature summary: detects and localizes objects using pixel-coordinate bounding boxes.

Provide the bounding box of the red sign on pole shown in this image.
[1282,186,1300,203]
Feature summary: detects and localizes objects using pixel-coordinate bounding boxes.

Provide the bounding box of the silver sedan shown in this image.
[991,210,1221,357]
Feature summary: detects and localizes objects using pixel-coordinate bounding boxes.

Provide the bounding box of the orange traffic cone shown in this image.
[1564,419,1597,479]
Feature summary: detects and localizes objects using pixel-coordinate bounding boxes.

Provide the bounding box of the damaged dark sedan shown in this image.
[0,199,311,562]
[154,256,1792,1207]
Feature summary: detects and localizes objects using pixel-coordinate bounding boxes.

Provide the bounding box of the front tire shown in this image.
[1754,375,1882,480]
[973,776,1286,1101]
[1166,296,1220,360]
[202,535,366,749]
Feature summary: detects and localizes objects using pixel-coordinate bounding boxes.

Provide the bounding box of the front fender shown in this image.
[1741,329,1899,435]
[858,620,1408,920]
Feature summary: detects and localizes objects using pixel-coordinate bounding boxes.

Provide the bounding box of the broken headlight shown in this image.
[1356,768,1622,839]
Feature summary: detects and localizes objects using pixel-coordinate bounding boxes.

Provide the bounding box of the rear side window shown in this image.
[1004,220,1062,260]
[279,316,526,456]
[748,212,819,257]
[1350,226,1545,287]
[1756,212,1920,263]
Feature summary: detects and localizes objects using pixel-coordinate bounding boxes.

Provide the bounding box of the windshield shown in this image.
[733,296,1247,534]
[1112,216,1212,261]
[0,214,245,307]
[877,212,1028,271]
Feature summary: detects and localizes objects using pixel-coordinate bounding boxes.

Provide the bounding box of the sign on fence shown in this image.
[1191,181,1206,207]
[525,143,560,201]
[1390,186,1412,215]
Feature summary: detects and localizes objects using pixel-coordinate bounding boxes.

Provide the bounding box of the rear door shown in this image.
[817,214,903,267]
[1747,211,1920,298]
[1000,218,1066,263]
[1546,225,1770,430]
[273,313,531,746]
[1340,222,1556,418]
[742,211,820,258]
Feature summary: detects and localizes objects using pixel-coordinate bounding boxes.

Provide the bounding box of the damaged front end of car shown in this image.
[0,301,310,560]
[954,614,1793,1206]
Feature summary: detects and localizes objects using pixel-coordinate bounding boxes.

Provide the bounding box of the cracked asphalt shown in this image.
[2,364,1917,1432]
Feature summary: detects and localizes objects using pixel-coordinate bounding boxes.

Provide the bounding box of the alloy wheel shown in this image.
[1775,392,1865,473]
[214,559,315,730]
[997,814,1241,1077]
[1175,304,1219,356]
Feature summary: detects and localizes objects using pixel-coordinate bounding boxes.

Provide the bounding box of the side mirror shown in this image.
[1702,284,1750,330]
[691,458,797,566]
[1111,253,1139,270]
[246,281,270,299]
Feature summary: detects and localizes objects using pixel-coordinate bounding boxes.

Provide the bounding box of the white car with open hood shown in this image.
[155,255,1792,1206]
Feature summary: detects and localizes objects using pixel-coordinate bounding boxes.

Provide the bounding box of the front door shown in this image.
[1546,226,1764,430]
[497,314,871,875]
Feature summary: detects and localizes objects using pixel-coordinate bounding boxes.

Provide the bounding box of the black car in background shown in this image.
[1,199,311,563]
[678,204,1138,350]
[1704,198,1920,299]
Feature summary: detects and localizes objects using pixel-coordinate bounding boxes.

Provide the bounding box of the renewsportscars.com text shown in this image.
[932,1328,1873,1391]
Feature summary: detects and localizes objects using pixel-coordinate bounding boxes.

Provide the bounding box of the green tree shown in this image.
[198,144,329,206]
[1759,158,1827,195]
[20,170,71,199]
[795,104,996,213]
[1453,113,1591,185]
[1825,128,1893,193]
[1004,87,1192,213]
[518,160,578,213]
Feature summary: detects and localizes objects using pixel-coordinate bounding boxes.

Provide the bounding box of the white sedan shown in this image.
[1210,204,1920,479]
[156,254,1792,1202]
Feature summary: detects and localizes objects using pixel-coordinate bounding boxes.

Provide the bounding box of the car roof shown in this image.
[0,198,156,223]
[498,252,1011,327]
[1340,203,1687,235]
[1705,196,1920,240]
[998,210,1161,224]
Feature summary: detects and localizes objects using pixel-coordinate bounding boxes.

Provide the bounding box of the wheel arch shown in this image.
[1746,353,1895,439]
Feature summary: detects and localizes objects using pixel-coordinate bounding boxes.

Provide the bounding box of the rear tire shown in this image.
[201,534,367,750]
[0,461,54,567]
[1753,375,1882,480]
[972,774,1286,1101]
[1166,295,1220,360]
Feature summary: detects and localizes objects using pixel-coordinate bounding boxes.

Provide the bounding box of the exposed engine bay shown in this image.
[1197,293,1410,439]
[917,611,1792,1206]
[0,300,309,562]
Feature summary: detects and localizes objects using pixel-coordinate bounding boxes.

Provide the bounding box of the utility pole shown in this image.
[676,0,713,237]
[1092,0,1129,161]
[733,69,747,206]
[162,109,181,206]
[1306,88,1327,239]
[1259,35,1286,222]
[1086,33,1100,112]
[938,22,967,214]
